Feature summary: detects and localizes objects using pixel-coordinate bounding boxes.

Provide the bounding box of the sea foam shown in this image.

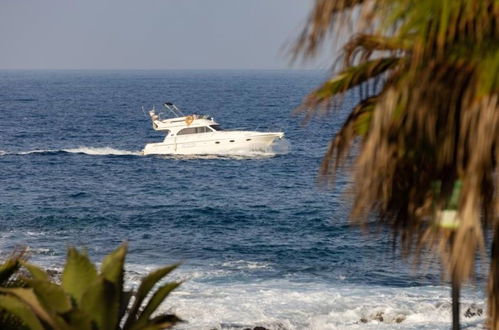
[0,144,288,159]
[166,281,485,330]
[62,146,141,156]
[119,263,485,330]
[0,147,141,156]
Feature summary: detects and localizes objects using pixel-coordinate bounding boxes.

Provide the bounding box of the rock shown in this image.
[372,311,384,322]
[241,324,287,330]
[464,304,483,318]
[395,315,406,323]
[359,311,406,324]
[46,268,62,280]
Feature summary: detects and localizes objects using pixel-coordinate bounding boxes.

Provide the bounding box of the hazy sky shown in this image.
[0,0,325,70]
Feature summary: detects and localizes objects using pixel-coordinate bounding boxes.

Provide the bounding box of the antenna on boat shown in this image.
[163,102,185,117]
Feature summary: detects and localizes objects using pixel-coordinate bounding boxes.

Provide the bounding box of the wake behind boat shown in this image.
[142,102,284,155]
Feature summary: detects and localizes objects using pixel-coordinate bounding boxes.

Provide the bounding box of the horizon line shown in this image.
[0,67,326,72]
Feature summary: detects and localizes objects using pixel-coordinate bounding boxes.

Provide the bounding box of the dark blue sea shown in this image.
[0,70,486,329]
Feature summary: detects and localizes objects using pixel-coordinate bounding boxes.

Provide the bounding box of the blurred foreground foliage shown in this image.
[0,244,182,330]
[294,0,498,328]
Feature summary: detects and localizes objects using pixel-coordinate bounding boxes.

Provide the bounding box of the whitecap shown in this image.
[2,147,141,157]
[221,260,272,270]
[62,146,141,156]
[17,149,57,155]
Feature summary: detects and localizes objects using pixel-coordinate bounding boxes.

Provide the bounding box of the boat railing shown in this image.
[163,102,185,118]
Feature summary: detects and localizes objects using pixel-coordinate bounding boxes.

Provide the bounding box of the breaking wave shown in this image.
[121,263,486,330]
[1,147,142,156]
[62,147,141,156]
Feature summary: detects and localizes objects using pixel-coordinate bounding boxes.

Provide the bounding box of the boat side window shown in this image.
[196,126,211,133]
[210,125,223,131]
[177,127,197,135]
[177,126,212,135]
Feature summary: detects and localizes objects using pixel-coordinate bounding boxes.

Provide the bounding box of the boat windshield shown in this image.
[210,125,223,131]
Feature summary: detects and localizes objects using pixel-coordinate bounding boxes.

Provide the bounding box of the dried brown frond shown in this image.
[320,96,377,179]
[343,34,408,66]
[292,0,370,59]
[298,57,399,122]
[293,0,499,326]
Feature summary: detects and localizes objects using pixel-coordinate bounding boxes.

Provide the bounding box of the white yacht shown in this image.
[142,103,284,155]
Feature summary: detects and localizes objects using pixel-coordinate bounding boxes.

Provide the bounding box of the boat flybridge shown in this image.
[142,102,284,155]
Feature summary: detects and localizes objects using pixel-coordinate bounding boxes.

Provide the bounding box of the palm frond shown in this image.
[301,57,399,117]
[321,95,378,179]
[343,34,410,66]
[294,0,499,327]
[292,0,368,59]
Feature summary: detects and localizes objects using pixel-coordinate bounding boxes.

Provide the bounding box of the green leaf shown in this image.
[123,263,179,330]
[80,276,117,330]
[62,248,97,303]
[28,279,72,313]
[312,57,400,103]
[100,244,127,327]
[133,282,181,329]
[101,243,127,288]
[0,259,20,285]
[20,261,49,281]
[447,180,462,210]
[119,290,133,321]
[64,309,94,330]
[0,288,57,328]
[0,294,44,330]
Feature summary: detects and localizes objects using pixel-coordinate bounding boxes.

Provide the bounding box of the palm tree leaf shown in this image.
[133,282,181,328]
[123,263,179,330]
[0,260,20,285]
[62,248,98,304]
[100,243,127,326]
[294,0,499,327]
[80,276,117,330]
[476,47,499,96]
[20,262,49,282]
[0,294,44,330]
[100,243,127,288]
[27,279,72,314]
[293,0,368,57]
[119,290,133,321]
[302,57,398,112]
[0,288,58,328]
[63,309,93,330]
[343,34,410,65]
[320,95,378,178]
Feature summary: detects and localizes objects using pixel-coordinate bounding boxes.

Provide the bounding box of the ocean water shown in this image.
[0,70,487,329]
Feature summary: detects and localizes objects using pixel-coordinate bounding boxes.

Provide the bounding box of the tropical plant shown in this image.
[293,0,498,329]
[0,244,182,330]
[0,249,29,329]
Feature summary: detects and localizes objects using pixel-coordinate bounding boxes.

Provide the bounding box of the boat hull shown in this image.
[143,132,284,155]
